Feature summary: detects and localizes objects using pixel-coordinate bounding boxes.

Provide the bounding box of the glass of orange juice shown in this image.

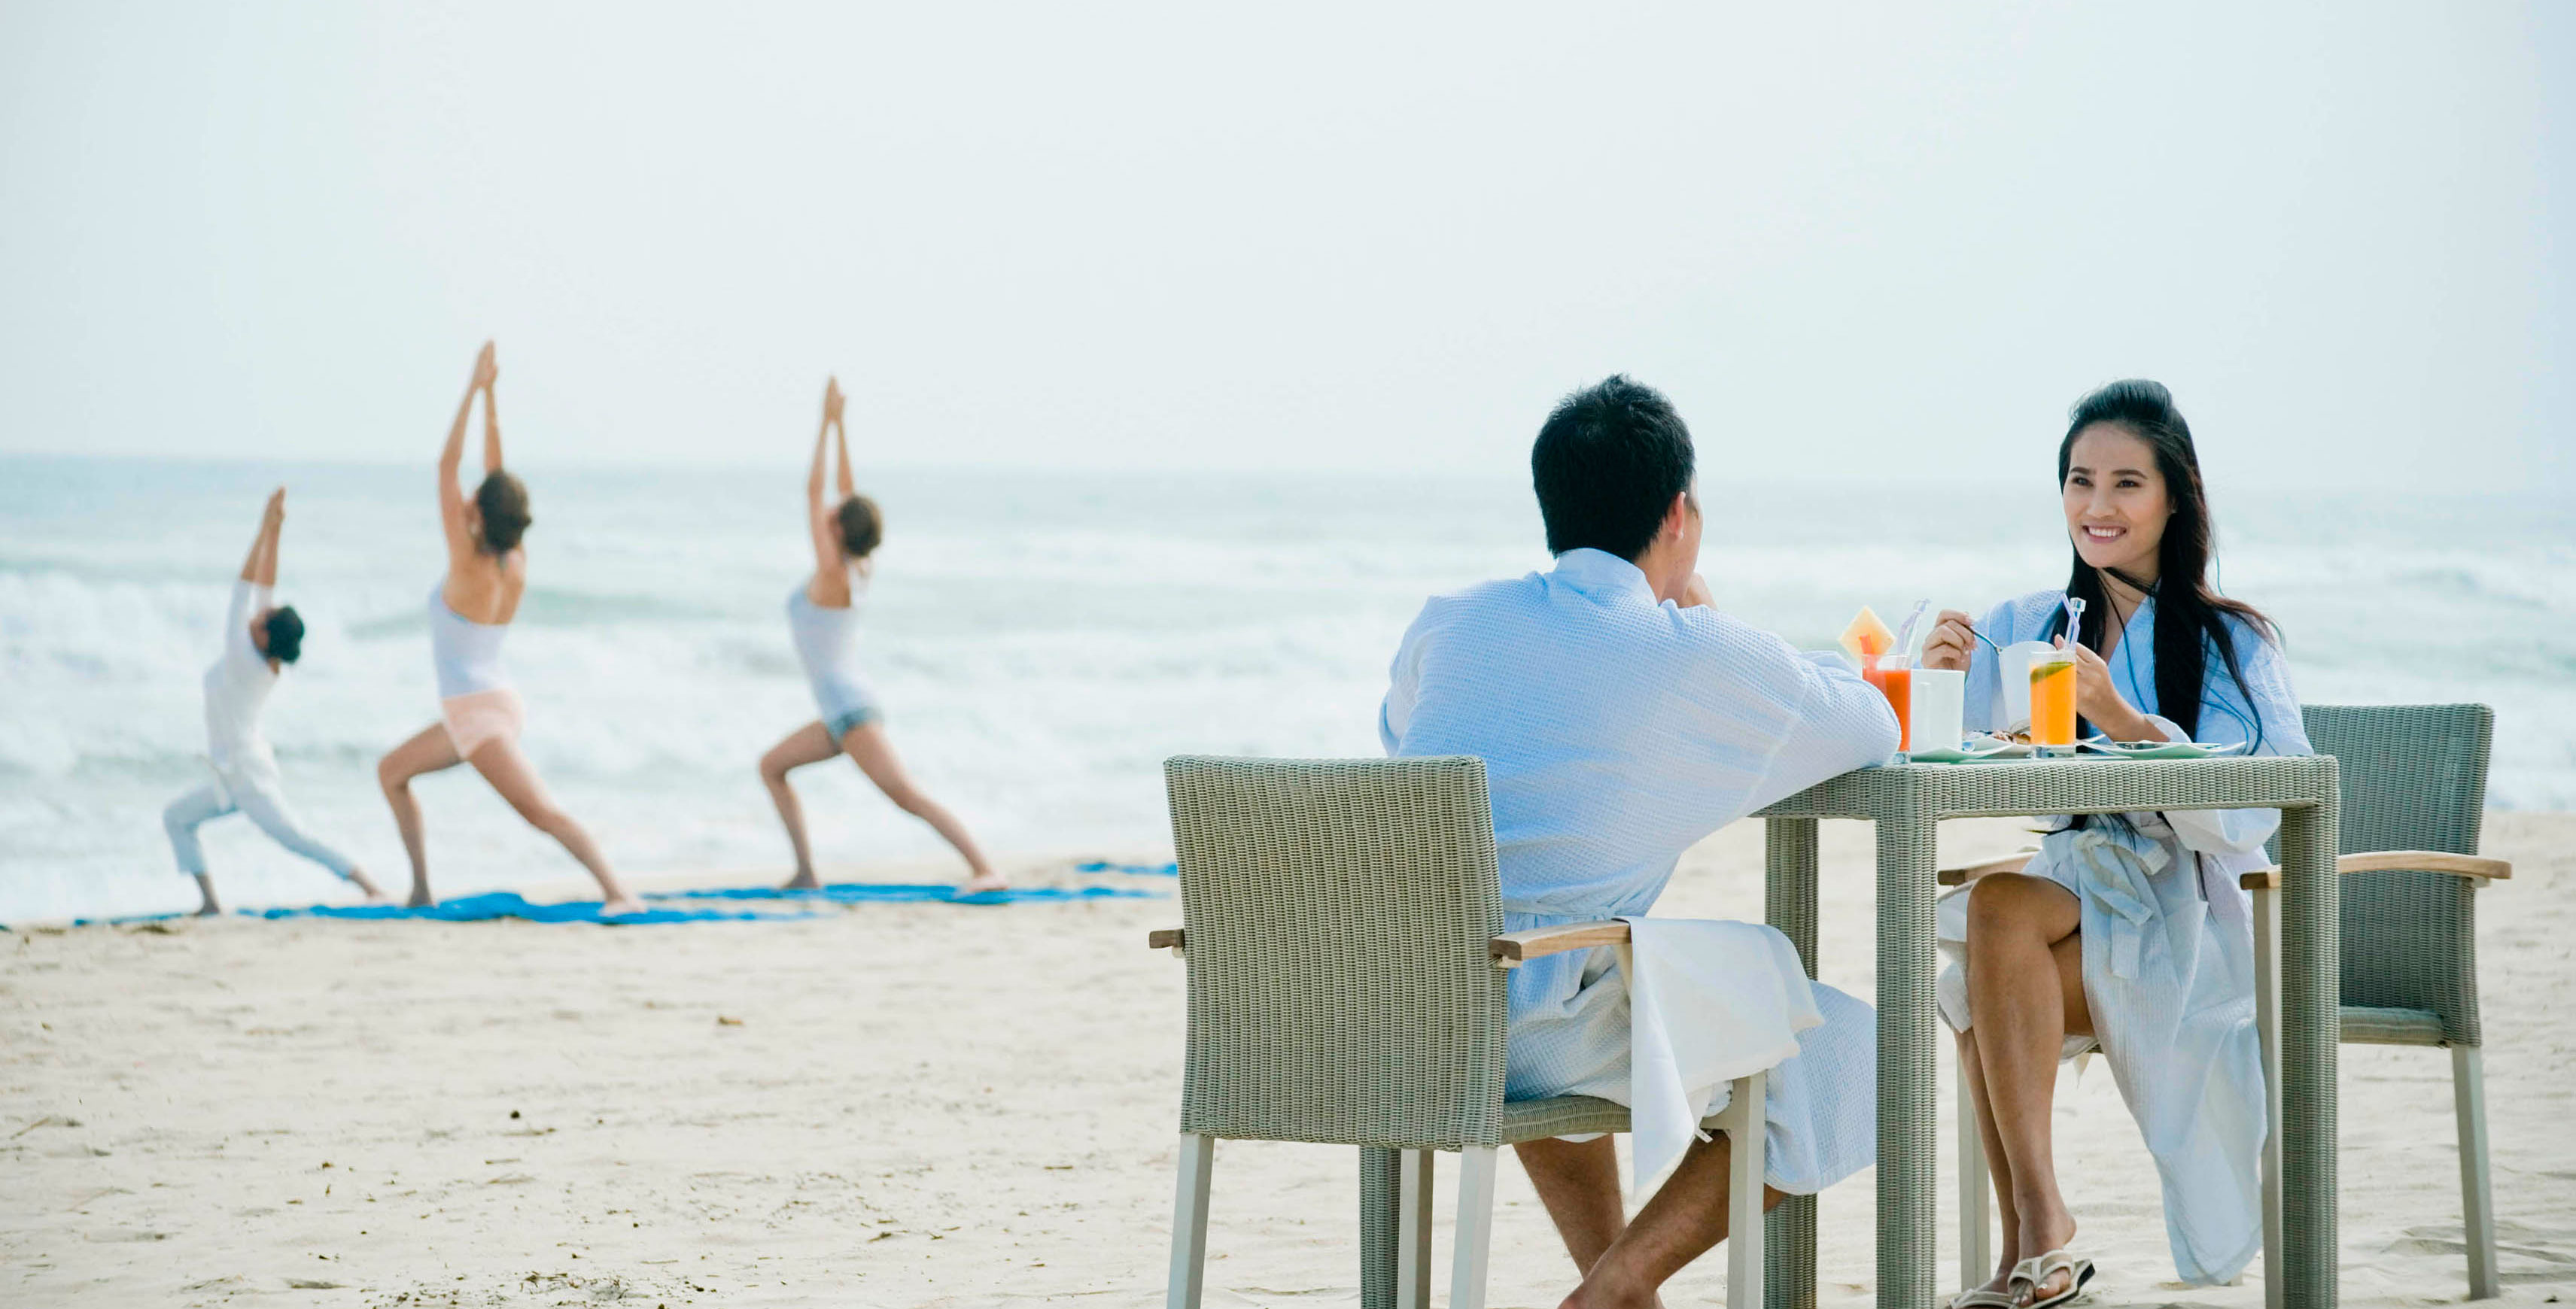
[1863,653,1913,752]
[2028,651,2079,752]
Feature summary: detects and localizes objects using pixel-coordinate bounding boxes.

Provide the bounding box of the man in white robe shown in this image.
[1379,375,1897,1308]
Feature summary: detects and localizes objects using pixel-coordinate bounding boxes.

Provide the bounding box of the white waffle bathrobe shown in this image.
[1379,548,1898,1193]
[1938,589,2310,1284]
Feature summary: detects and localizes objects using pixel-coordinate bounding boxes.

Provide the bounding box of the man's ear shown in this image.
[1664,491,1692,539]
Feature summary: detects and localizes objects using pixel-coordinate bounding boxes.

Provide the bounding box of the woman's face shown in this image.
[2062,422,2170,579]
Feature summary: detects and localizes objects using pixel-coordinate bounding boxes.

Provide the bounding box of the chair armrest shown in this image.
[1490,920,1629,968]
[2239,850,2514,891]
[1936,852,2036,888]
[1155,922,1641,967]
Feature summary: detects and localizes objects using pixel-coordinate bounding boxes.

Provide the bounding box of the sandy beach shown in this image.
[6,814,2572,1308]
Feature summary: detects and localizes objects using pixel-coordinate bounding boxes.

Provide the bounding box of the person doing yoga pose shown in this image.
[374,342,644,916]
[163,488,388,916]
[756,378,1002,894]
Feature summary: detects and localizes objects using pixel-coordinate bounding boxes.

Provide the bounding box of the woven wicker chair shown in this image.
[1153,755,1769,1309]
[1938,703,2511,1302]
[2243,703,2509,1301]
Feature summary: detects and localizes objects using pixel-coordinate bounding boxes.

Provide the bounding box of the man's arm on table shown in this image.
[1741,640,1901,812]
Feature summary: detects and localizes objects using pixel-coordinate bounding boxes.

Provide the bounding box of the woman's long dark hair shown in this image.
[2045,379,2275,749]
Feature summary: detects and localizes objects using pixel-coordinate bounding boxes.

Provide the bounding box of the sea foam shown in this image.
[3,457,2568,922]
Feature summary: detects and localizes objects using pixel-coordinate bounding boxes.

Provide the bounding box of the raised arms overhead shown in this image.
[440,342,497,564]
[832,384,855,502]
[241,487,285,588]
[807,377,836,507]
[480,348,504,473]
[806,378,850,599]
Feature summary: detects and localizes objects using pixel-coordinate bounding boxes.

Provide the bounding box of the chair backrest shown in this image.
[2301,703,2493,1045]
[1163,755,1510,1150]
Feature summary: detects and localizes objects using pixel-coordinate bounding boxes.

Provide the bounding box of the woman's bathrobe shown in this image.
[1939,589,2309,1284]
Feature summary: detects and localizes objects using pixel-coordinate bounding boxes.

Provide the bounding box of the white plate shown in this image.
[2078,739,2249,761]
[1909,743,2018,764]
[1917,736,2032,761]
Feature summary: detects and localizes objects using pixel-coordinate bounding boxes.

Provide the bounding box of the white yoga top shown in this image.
[203,581,279,779]
[427,583,512,700]
[786,578,879,724]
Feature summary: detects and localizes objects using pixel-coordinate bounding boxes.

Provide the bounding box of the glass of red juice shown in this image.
[1862,652,1913,752]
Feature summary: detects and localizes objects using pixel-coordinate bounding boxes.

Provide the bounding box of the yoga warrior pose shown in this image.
[1921,380,2308,1307]
[163,489,388,916]
[375,342,644,915]
[756,378,1002,893]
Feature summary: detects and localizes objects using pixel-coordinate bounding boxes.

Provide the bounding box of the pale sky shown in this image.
[1,3,2565,487]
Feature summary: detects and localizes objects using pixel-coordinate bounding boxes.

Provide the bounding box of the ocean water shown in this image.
[3,455,2569,923]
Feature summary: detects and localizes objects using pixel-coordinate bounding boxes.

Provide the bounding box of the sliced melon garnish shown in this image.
[1840,606,1896,661]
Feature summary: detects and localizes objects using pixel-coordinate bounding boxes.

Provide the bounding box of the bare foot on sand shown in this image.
[349,868,392,905]
[600,897,649,918]
[956,873,1011,895]
[780,871,823,891]
[406,882,436,910]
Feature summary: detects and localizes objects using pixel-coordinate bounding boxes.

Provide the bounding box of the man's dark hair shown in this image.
[263,606,306,665]
[1529,375,1696,560]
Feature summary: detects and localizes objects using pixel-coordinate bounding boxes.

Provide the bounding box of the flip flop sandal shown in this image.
[1946,1289,2018,1309]
[2007,1248,2096,1309]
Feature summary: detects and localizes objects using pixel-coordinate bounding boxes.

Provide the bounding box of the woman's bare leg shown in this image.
[1958,1028,2021,1292]
[838,723,1002,891]
[377,723,463,907]
[759,722,842,889]
[1961,873,2091,1303]
[465,737,643,915]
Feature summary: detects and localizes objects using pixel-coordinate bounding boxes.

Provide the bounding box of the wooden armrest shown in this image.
[1148,928,1184,955]
[1490,920,1629,968]
[2240,850,2513,891]
[1936,852,2036,888]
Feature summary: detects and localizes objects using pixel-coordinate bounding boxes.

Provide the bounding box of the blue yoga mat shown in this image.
[11,880,1162,931]
[43,910,201,929]
[252,891,811,925]
[1072,859,1179,876]
[652,882,1164,907]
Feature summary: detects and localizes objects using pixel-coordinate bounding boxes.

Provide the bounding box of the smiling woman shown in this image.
[1918,378,2315,1304]
[2050,381,2283,749]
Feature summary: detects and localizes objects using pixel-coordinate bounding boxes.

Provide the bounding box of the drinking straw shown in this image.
[2064,594,2087,642]
[1890,599,1930,658]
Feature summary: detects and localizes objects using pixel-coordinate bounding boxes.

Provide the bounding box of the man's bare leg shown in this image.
[1515,1135,1628,1274]
[1560,1131,1787,1309]
[192,873,222,917]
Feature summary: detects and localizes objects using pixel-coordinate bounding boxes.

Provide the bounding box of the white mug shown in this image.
[1909,668,1966,755]
[1997,640,2057,733]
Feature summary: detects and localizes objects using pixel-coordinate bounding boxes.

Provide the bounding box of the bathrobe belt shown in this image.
[2066,826,2170,981]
